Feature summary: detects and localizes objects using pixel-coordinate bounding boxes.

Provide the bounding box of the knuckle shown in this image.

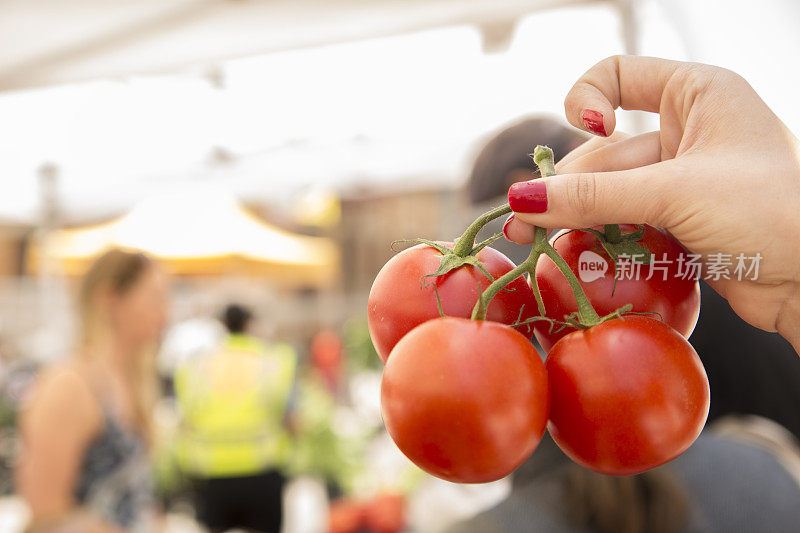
[682,63,712,85]
[565,172,599,217]
[709,65,744,85]
[679,63,729,96]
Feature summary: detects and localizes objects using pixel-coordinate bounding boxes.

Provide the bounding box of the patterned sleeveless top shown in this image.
[73,409,157,532]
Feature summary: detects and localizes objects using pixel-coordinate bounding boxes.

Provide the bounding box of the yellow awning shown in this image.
[28,191,339,287]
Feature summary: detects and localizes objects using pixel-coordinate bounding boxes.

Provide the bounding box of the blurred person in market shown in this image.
[15,249,168,532]
[174,303,297,533]
[466,116,588,265]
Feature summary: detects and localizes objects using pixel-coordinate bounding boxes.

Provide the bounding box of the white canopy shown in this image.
[0,0,604,91]
[1,0,799,224]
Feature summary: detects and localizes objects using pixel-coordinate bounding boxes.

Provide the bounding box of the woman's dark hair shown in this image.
[564,465,689,533]
[221,304,252,334]
[691,282,800,440]
[467,116,588,204]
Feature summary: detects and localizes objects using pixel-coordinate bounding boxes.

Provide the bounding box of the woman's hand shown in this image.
[504,56,800,351]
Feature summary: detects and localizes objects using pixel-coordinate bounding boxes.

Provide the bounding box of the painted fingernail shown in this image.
[582,109,607,136]
[502,215,515,240]
[508,181,547,213]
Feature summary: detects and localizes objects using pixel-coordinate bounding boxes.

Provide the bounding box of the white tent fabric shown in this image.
[0,0,604,91]
[0,1,639,224]
[0,0,799,224]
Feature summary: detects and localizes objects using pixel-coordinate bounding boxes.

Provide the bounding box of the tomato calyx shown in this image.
[389,238,500,286]
[424,203,516,282]
[391,200,514,286]
[581,224,653,297]
[512,303,635,334]
[419,202,516,281]
[452,204,513,257]
[582,224,652,265]
[425,239,499,283]
[508,313,572,336]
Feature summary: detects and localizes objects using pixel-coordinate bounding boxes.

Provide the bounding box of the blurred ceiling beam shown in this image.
[0,0,606,92]
[479,19,519,54]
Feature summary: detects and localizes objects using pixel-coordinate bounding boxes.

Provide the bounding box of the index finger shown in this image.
[565,55,683,136]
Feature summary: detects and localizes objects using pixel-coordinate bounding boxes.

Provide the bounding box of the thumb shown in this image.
[507,161,676,229]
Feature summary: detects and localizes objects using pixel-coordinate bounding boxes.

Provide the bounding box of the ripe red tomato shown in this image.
[363,493,405,533]
[381,317,549,483]
[533,225,700,352]
[368,243,538,363]
[327,499,364,533]
[546,315,709,476]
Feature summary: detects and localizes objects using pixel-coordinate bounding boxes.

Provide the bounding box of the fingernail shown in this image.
[581,109,607,136]
[502,215,515,240]
[508,181,547,213]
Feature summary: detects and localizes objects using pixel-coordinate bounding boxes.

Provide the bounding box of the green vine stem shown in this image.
[539,240,601,324]
[452,204,512,257]
[471,146,605,327]
[451,145,553,259]
[532,145,556,177]
[471,216,602,325]
[471,231,544,321]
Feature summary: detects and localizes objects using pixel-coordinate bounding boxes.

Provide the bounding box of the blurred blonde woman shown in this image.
[16,249,168,533]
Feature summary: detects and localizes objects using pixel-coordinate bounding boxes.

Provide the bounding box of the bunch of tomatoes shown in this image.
[367,146,709,482]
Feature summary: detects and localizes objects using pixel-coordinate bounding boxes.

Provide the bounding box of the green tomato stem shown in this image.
[604,223,622,243]
[451,146,555,257]
[532,145,556,177]
[532,146,602,325]
[529,236,547,317]
[540,240,602,324]
[452,203,512,257]
[471,145,604,328]
[471,231,545,321]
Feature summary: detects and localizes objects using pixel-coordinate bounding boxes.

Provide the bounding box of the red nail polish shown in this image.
[582,109,607,136]
[502,215,515,240]
[508,181,547,213]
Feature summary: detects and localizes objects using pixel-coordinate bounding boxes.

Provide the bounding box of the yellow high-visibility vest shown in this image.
[175,334,297,478]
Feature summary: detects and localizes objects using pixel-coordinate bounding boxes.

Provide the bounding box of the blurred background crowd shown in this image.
[1,0,800,532]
